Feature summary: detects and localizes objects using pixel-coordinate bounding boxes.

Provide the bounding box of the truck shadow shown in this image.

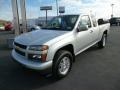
[84,45,100,52]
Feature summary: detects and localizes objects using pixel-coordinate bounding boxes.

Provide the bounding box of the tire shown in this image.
[52,50,73,79]
[98,34,107,49]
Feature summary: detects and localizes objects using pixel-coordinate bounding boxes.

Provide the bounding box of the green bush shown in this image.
[0,24,4,27]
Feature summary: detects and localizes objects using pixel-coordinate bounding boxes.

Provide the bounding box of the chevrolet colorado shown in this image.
[12,14,110,79]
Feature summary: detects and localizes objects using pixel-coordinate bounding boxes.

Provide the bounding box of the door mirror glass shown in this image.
[77,25,88,32]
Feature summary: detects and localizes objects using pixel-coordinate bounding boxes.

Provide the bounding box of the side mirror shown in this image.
[76,27,80,32]
[78,25,88,32]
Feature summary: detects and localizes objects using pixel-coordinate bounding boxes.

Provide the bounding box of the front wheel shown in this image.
[98,34,107,48]
[52,50,73,79]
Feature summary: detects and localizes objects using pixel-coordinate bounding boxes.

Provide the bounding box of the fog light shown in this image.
[32,55,41,59]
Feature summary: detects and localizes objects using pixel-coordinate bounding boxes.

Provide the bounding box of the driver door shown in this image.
[75,15,93,53]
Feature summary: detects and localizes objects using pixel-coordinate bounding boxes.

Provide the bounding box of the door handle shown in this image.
[90,30,93,33]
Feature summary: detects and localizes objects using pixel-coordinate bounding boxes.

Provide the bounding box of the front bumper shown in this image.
[12,50,52,71]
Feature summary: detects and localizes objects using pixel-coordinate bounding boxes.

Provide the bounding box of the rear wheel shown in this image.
[52,50,73,79]
[98,34,107,48]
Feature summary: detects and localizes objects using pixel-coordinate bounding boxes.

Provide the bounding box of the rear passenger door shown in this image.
[91,15,99,42]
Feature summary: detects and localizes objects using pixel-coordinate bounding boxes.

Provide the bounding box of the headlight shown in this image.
[29,46,42,51]
[28,45,49,62]
[29,45,48,51]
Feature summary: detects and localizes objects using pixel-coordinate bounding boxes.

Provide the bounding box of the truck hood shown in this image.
[15,29,69,45]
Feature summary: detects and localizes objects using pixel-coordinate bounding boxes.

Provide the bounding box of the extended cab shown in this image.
[12,14,110,79]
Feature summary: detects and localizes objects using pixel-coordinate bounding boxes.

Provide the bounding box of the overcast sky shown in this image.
[0,0,120,21]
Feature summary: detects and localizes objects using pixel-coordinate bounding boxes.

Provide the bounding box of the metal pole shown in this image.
[11,0,20,36]
[20,0,27,33]
[56,0,59,16]
[46,10,48,25]
[111,4,114,18]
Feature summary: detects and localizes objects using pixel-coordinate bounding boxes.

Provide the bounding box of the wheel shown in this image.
[52,50,73,79]
[98,34,107,48]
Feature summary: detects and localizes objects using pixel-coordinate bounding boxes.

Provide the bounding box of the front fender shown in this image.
[46,35,75,61]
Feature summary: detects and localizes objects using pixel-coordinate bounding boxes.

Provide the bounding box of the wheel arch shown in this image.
[53,44,75,62]
[103,30,108,36]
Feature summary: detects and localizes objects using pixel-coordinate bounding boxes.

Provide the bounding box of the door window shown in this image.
[91,15,97,27]
[79,15,92,28]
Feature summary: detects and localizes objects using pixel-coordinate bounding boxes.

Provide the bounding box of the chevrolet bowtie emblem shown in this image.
[15,46,21,50]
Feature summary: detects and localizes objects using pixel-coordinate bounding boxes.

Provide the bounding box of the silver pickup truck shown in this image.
[12,14,110,79]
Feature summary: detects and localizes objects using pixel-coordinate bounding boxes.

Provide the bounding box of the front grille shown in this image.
[14,42,27,49]
[14,42,26,56]
[15,49,25,56]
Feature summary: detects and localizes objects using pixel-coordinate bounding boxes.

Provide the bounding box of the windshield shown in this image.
[41,15,79,31]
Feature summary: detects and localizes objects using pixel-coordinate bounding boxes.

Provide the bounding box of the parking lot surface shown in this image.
[0,26,120,90]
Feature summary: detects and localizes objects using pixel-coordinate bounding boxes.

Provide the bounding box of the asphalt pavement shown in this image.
[0,26,120,90]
